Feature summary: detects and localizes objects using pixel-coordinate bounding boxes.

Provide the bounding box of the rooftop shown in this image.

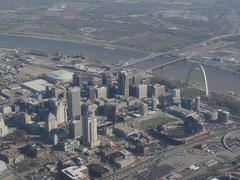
[45,70,73,82]
[114,123,137,135]
[22,79,53,94]
[61,166,88,180]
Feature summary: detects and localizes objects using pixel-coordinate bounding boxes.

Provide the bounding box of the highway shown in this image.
[98,127,239,180]
[112,32,240,72]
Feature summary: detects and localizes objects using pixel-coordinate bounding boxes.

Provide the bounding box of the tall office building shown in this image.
[69,120,82,139]
[172,88,181,103]
[87,86,96,103]
[73,73,81,87]
[217,110,230,124]
[148,84,165,98]
[102,73,112,86]
[96,87,107,99]
[0,113,8,137]
[82,103,99,148]
[55,100,67,125]
[104,103,117,122]
[129,84,137,97]
[117,70,129,97]
[66,87,81,120]
[132,75,142,85]
[107,85,116,98]
[136,84,148,99]
[46,113,57,132]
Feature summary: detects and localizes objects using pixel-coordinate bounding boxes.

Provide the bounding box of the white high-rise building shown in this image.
[172,88,181,103]
[0,113,8,137]
[148,84,165,98]
[55,100,67,125]
[82,104,99,148]
[96,87,107,99]
[46,113,57,132]
[136,84,147,99]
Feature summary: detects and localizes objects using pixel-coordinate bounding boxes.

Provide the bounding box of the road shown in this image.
[98,127,239,180]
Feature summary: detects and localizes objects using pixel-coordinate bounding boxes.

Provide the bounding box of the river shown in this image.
[153,61,240,94]
[0,34,239,94]
[0,34,147,64]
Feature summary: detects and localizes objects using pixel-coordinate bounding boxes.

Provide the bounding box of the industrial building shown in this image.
[22,79,54,94]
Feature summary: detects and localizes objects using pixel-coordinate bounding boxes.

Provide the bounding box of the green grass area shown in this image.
[140,116,178,130]
[169,127,186,137]
[181,87,205,98]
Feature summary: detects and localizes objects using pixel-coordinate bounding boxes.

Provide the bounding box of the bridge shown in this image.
[148,58,186,71]
[111,32,240,72]
[110,51,181,72]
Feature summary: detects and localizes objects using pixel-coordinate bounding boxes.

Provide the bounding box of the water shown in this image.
[0,34,147,64]
[0,34,239,94]
[153,61,240,94]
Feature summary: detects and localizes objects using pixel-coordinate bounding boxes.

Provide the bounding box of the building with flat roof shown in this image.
[114,123,138,137]
[59,139,80,152]
[104,149,135,169]
[0,148,24,165]
[61,165,88,180]
[147,84,165,98]
[22,79,54,94]
[136,84,147,99]
[168,105,196,119]
[44,70,73,84]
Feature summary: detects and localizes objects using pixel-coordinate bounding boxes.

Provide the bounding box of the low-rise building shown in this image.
[59,139,80,152]
[167,105,196,119]
[0,105,12,116]
[106,149,135,169]
[114,123,138,138]
[20,144,49,158]
[0,148,24,165]
[61,165,89,180]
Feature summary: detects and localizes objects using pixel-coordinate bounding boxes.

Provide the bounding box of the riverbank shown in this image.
[0,32,150,54]
[0,33,148,64]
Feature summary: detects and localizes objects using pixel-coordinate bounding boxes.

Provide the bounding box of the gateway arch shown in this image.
[186,63,209,96]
